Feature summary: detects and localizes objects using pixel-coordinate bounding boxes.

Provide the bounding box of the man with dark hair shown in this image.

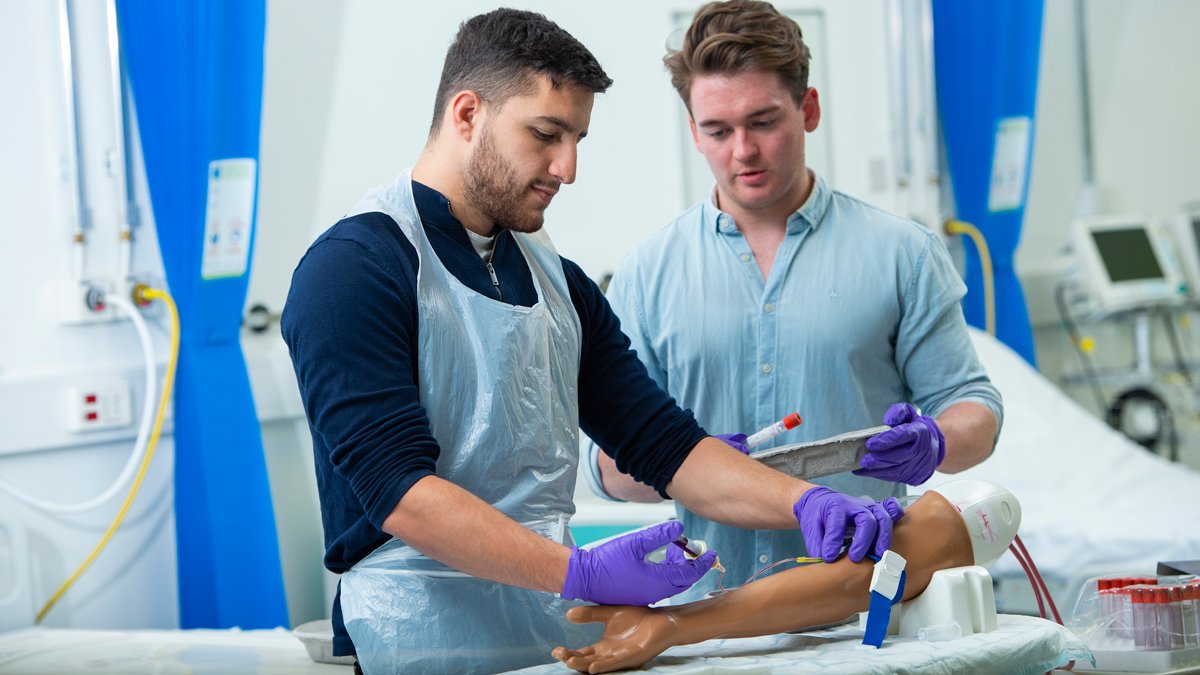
[284,8,902,673]
[585,0,1003,603]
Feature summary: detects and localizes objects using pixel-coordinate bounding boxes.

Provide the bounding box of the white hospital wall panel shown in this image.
[263,0,902,298]
[0,0,176,630]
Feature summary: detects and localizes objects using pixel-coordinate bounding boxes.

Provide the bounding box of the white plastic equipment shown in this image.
[860,479,1022,643]
[1071,213,1188,316]
[1167,205,1200,300]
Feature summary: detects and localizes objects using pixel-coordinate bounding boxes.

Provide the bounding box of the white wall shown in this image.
[1018,0,1200,469]
[0,0,177,630]
[247,0,902,319]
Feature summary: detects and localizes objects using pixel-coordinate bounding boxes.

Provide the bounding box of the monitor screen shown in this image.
[1091,227,1164,283]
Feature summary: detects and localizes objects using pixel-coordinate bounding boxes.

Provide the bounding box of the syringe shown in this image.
[672,534,703,558]
[745,412,803,449]
[673,535,726,574]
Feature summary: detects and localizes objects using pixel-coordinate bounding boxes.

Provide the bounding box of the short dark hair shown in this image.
[665,0,811,112]
[429,8,613,135]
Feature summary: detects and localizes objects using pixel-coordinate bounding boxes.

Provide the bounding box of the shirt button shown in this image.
[758,554,769,563]
[764,303,774,313]
[762,364,773,374]
[740,254,751,262]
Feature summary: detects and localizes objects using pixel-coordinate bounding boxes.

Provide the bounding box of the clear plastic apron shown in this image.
[339,170,600,674]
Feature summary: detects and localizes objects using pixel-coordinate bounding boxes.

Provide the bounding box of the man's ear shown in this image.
[801,87,821,133]
[448,90,484,142]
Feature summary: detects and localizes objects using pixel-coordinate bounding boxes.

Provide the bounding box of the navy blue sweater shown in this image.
[281,180,706,655]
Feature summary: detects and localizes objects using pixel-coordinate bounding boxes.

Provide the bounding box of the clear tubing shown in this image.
[1013,535,1064,624]
[0,293,157,513]
[1008,542,1046,620]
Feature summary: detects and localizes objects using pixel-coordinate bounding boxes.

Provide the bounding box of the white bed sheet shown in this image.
[0,627,350,674]
[918,329,1200,597]
[511,614,1089,675]
[0,617,1089,675]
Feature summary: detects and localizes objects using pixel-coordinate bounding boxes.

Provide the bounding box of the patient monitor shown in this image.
[1072,214,1188,316]
[1167,205,1200,301]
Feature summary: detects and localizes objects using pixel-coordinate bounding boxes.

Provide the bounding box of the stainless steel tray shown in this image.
[749,425,889,479]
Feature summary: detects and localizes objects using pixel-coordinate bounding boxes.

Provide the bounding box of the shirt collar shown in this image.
[704,171,832,236]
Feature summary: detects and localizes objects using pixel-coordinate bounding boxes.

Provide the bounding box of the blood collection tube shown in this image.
[1098,579,1114,637]
[745,412,803,448]
[1117,586,1134,641]
[672,535,703,558]
[1171,586,1185,650]
[1171,586,1191,650]
[1191,583,1200,647]
[1132,586,1149,650]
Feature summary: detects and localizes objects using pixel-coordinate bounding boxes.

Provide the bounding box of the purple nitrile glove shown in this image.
[561,520,717,606]
[793,486,905,563]
[854,402,947,486]
[714,433,750,455]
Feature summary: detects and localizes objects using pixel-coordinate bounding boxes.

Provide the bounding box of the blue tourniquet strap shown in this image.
[862,557,907,648]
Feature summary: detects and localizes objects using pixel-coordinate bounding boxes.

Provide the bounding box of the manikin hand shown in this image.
[553,604,674,673]
[561,520,717,606]
[793,486,904,563]
[855,403,946,486]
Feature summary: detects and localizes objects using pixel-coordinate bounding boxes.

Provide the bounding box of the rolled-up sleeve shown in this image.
[564,260,707,497]
[897,232,1004,432]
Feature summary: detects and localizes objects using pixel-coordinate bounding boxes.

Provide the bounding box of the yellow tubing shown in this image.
[35,286,180,624]
[945,219,996,336]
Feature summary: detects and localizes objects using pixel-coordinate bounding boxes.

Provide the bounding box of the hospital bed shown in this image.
[0,617,1088,675]
[2,329,1191,673]
[933,329,1200,614]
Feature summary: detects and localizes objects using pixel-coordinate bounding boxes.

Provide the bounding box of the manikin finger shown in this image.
[566,604,619,625]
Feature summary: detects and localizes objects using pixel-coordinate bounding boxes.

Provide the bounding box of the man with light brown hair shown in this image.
[584,0,1003,603]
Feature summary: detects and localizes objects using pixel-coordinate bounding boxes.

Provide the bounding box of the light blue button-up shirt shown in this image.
[589,174,1003,601]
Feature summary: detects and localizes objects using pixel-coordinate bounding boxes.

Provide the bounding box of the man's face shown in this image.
[464,76,594,233]
[688,71,819,218]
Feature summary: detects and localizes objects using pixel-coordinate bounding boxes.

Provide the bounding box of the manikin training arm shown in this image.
[553,490,979,674]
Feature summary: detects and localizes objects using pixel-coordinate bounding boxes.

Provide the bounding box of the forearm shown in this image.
[597,451,666,503]
[935,401,998,473]
[381,475,570,593]
[667,437,811,529]
[662,491,972,643]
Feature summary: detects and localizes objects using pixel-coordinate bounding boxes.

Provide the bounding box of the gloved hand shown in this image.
[793,486,905,563]
[561,520,717,606]
[854,403,946,486]
[713,433,750,455]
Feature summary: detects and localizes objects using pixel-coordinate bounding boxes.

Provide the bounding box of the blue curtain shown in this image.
[933,0,1044,366]
[117,0,288,628]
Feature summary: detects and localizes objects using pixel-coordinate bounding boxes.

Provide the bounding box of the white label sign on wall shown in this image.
[201,158,257,280]
[987,116,1031,213]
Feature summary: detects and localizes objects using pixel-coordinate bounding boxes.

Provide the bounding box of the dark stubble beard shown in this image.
[463,125,545,233]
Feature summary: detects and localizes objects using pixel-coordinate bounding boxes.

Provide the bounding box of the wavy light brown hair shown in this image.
[665,0,812,112]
